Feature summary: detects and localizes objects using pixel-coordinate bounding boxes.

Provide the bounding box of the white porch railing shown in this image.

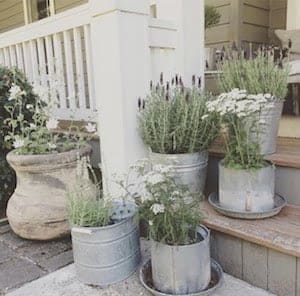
[0,4,96,121]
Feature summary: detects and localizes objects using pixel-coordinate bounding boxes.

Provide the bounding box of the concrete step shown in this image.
[6,240,275,296]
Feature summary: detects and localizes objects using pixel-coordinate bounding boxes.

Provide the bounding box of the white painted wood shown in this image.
[37,38,47,88]
[63,30,76,109]
[15,44,24,71]
[9,46,17,67]
[0,49,4,66]
[22,42,33,81]
[3,47,11,67]
[29,40,39,83]
[45,35,57,101]
[73,27,86,110]
[84,24,96,111]
[53,32,67,108]
[22,0,30,24]
[90,0,150,195]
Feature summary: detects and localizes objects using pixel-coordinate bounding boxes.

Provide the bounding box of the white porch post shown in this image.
[89,0,150,195]
[155,0,205,87]
[287,0,300,30]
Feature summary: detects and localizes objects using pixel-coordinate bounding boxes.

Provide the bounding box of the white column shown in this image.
[155,0,205,87]
[287,0,300,30]
[89,0,150,195]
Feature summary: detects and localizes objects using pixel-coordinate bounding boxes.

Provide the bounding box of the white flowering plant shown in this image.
[206,88,271,169]
[4,79,97,155]
[117,160,203,245]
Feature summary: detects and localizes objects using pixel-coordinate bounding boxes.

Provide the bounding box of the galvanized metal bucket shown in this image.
[151,225,211,294]
[249,101,283,155]
[71,213,141,286]
[219,162,275,212]
[149,151,208,197]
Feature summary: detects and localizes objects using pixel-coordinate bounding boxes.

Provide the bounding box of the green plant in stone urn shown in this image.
[217,48,289,154]
[138,74,219,196]
[4,73,97,240]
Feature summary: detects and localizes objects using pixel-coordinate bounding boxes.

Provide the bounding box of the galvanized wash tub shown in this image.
[219,162,275,212]
[151,225,211,294]
[149,151,208,197]
[250,101,283,155]
[71,214,141,286]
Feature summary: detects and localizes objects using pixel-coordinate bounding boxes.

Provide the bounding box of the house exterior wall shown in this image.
[55,0,87,13]
[205,0,287,49]
[0,0,24,33]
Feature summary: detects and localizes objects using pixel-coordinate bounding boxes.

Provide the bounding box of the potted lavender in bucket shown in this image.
[138,74,219,197]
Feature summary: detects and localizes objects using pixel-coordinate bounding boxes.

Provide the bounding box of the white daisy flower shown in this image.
[85,122,97,133]
[46,118,59,130]
[150,203,165,215]
[13,139,24,149]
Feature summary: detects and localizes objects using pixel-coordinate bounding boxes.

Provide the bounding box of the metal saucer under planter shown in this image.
[139,259,223,296]
[208,192,287,220]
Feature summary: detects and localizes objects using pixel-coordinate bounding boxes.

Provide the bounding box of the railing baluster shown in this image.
[45,35,57,102]
[73,26,86,111]
[22,42,33,82]
[29,40,39,84]
[84,24,95,112]
[3,47,11,67]
[9,46,17,67]
[16,44,24,71]
[53,32,66,108]
[37,38,48,89]
[0,49,5,66]
[63,29,76,110]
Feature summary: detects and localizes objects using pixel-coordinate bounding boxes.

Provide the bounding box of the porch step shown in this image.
[6,239,275,296]
[202,201,300,296]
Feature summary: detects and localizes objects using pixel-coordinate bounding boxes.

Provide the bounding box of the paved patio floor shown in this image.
[0,223,73,294]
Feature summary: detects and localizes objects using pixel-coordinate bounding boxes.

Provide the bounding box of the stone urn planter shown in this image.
[151,225,211,294]
[6,145,92,240]
[149,151,208,197]
[71,203,141,286]
[249,101,283,155]
[219,161,275,212]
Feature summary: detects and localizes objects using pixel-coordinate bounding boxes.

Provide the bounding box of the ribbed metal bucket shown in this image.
[219,162,275,212]
[149,151,208,197]
[71,214,141,286]
[249,101,283,155]
[151,225,211,294]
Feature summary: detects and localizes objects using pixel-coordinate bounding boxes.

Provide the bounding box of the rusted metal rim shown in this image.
[139,259,223,296]
[208,192,287,220]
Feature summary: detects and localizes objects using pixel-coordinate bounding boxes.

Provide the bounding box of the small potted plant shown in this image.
[138,74,219,196]
[217,49,289,154]
[4,78,96,240]
[68,161,141,286]
[206,89,275,212]
[133,161,210,294]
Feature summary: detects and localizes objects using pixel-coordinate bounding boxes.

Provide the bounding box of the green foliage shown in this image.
[0,66,36,204]
[138,76,219,154]
[217,50,289,100]
[67,158,112,228]
[205,5,221,29]
[132,160,203,246]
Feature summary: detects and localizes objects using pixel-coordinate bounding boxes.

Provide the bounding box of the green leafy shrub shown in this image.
[0,67,37,207]
[205,5,221,29]
[138,75,219,154]
[217,50,289,100]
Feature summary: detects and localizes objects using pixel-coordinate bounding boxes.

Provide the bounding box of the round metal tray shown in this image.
[208,192,287,220]
[139,259,223,296]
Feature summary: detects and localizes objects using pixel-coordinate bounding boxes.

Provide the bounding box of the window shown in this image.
[24,0,55,24]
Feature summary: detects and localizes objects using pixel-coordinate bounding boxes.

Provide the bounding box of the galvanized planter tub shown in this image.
[151,225,211,294]
[219,162,275,212]
[249,101,283,155]
[149,151,208,197]
[71,212,141,286]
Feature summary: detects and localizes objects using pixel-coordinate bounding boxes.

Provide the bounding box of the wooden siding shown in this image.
[205,0,288,48]
[0,0,24,33]
[55,0,87,14]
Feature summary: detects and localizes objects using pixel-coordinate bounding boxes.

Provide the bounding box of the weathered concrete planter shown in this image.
[219,162,275,212]
[6,145,92,240]
[71,211,141,286]
[151,225,211,294]
[250,101,283,155]
[149,151,208,197]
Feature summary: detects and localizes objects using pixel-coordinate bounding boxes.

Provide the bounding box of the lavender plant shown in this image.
[217,49,289,100]
[138,74,219,154]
